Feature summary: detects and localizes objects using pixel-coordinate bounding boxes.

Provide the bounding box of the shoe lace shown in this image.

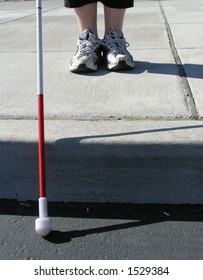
[78,38,101,57]
[103,29,129,55]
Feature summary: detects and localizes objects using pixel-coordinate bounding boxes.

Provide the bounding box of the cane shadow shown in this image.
[73,60,203,79]
[44,221,155,244]
[55,124,203,145]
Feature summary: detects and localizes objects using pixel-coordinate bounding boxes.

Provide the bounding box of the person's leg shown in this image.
[69,2,102,72]
[74,3,98,36]
[104,6,126,34]
[102,4,134,71]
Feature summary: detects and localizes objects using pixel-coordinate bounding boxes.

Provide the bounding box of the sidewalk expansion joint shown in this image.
[0,116,202,121]
[0,5,63,25]
[158,1,199,120]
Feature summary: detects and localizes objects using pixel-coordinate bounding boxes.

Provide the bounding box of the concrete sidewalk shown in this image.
[0,0,203,203]
[0,0,203,260]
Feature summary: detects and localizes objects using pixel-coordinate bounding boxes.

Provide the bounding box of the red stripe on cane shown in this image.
[38,95,46,198]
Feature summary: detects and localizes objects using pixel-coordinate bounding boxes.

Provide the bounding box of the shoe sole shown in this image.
[69,55,103,73]
[69,64,98,73]
[107,61,134,71]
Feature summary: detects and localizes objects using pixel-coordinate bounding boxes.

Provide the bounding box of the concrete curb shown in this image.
[1,120,203,203]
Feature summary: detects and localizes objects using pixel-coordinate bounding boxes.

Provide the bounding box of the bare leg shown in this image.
[102,6,134,71]
[74,3,98,36]
[104,6,126,33]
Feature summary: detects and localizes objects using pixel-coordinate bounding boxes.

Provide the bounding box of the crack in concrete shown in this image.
[158,0,199,119]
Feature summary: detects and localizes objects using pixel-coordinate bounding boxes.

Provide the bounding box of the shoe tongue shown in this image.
[79,29,94,40]
[105,28,123,40]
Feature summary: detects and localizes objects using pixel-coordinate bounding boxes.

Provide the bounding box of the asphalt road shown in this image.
[0,200,203,260]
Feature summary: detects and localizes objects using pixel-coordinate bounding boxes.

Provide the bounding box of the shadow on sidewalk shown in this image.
[135,61,203,79]
[0,124,203,202]
[133,61,203,79]
[56,124,203,143]
[76,61,203,79]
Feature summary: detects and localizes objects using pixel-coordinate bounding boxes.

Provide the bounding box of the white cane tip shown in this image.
[35,217,52,237]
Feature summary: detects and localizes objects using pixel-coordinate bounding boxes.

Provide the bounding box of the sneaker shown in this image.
[102,27,135,71]
[69,29,102,73]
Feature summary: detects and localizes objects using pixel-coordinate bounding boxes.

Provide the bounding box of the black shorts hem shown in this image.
[64,0,134,9]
